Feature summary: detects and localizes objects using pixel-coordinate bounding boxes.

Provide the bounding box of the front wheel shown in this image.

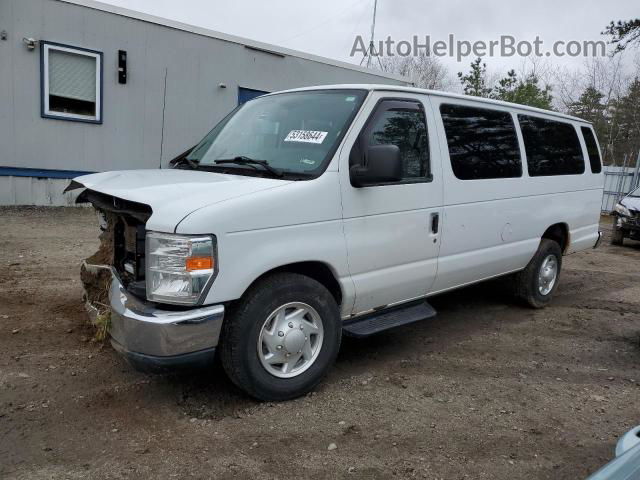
[220,273,342,401]
[514,239,562,309]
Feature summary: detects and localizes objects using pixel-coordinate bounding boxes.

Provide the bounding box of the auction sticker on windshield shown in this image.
[284,130,328,144]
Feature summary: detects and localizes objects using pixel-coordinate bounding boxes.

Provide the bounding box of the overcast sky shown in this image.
[100,0,638,79]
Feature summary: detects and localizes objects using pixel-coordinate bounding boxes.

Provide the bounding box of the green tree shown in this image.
[458,58,492,97]
[603,19,640,54]
[569,86,608,136]
[612,77,640,160]
[493,70,553,109]
[569,87,605,122]
[568,86,612,162]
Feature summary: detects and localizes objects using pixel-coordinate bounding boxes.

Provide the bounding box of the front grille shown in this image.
[114,216,146,287]
[78,189,152,298]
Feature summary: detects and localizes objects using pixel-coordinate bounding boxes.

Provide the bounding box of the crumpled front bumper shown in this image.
[108,271,224,372]
[617,215,640,234]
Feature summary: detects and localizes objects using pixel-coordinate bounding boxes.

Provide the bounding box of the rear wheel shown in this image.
[220,273,341,401]
[611,222,625,246]
[514,239,562,309]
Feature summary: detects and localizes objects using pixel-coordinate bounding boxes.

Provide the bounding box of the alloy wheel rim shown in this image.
[257,302,324,379]
[538,254,558,296]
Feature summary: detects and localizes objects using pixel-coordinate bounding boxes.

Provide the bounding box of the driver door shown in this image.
[339,93,443,315]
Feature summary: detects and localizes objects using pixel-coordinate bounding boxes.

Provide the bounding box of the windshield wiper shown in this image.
[214,156,283,178]
[168,146,200,170]
[171,156,200,170]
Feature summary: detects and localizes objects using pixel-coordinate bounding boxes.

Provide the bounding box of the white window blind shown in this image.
[48,49,96,102]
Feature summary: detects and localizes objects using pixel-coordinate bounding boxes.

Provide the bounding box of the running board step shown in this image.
[342,301,437,338]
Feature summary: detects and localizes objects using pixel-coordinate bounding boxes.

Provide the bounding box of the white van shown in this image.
[68,85,604,401]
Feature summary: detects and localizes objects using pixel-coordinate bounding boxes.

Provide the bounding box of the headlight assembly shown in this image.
[614,203,631,217]
[145,232,216,305]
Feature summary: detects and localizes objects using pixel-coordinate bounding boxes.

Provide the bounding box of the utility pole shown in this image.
[360,0,382,69]
[367,0,378,68]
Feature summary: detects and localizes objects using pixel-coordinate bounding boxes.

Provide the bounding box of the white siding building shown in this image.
[0,0,407,205]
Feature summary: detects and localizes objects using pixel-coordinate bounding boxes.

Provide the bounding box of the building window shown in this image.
[518,115,585,176]
[41,42,102,123]
[440,104,522,180]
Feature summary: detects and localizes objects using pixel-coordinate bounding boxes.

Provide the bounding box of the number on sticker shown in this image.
[284,130,328,144]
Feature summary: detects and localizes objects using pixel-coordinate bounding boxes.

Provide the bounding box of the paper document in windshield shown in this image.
[284,130,328,144]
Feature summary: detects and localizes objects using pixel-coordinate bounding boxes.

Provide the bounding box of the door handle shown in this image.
[430,213,439,234]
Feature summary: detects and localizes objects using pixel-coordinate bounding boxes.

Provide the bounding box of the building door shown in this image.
[238,87,269,105]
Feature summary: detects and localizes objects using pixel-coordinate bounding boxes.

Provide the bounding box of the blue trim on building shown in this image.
[0,166,94,179]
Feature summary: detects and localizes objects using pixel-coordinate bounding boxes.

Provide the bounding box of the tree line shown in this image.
[377,19,640,166]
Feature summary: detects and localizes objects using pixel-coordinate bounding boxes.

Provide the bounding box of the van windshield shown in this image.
[187,89,367,178]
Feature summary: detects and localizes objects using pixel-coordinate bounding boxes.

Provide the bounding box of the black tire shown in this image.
[220,272,341,401]
[611,222,625,246]
[514,239,563,309]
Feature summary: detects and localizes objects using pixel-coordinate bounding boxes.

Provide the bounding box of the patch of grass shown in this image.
[94,311,111,342]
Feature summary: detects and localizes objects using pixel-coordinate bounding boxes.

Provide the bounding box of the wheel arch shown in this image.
[541,223,570,254]
[238,261,343,307]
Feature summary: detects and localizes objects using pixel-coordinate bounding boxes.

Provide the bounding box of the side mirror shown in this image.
[350,144,402,187]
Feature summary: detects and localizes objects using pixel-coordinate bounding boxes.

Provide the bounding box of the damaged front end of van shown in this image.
[65,168,286,371]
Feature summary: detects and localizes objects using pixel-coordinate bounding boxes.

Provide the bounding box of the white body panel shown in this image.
[74,169,291,232]
[176,172,355,316]
[74,85,604,317]
[427,95,602,294]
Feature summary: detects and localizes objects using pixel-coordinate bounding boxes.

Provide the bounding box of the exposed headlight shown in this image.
[614,203,631,217]
[146,232,216,305]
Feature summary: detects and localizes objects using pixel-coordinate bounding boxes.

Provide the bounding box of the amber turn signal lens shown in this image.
[185,256,214,271]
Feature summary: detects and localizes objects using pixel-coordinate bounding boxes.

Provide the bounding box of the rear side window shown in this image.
[440,104,522,180]
[518,115,585,176]
[581,127,602,174]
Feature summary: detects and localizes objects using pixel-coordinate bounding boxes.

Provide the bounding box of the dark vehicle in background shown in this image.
[611,187,640,245]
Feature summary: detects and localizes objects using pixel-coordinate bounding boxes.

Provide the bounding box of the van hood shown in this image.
[621,195,640,213]
[72,169,291,232]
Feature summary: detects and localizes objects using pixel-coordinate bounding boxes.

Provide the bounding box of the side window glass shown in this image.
[357,101,430,181]
[581,127,602,174]
[518,115,585,176]
[440,104,522,180]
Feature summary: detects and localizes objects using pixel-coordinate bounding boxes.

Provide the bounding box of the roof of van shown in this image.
[275,84,590,124]
[56,0,409,84]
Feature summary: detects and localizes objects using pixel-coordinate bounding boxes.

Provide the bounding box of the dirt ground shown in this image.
[1,207,639,480]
